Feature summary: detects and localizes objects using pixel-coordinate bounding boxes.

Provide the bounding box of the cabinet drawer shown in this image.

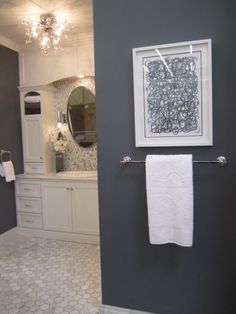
[25,162,45,174]
[16,181,41,197]
[17,213,42,229]
[16,197,41,214]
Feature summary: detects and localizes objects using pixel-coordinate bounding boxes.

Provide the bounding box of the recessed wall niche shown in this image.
[53,77,97,171]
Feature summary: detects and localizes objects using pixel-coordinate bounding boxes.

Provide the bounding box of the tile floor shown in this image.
[0,230,101,314]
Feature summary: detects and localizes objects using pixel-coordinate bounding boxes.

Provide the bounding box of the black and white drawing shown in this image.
[133,40,212,146]
[143,52,202,138]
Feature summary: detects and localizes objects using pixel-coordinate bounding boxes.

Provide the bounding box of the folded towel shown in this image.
[146,155,193,247]
[24,95,40,103]
[2,161,15,182]
[0,163,5,177]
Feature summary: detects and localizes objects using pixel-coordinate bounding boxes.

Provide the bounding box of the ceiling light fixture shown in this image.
[22,13,70,54]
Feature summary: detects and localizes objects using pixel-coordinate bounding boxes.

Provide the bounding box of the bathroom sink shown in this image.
[57,171,97,178]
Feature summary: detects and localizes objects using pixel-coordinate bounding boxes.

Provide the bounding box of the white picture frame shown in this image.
[132,39,213,147]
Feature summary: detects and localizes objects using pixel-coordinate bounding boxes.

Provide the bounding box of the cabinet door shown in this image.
[71,182,99,235]
[22,116,44,162]
[42,182,72,232]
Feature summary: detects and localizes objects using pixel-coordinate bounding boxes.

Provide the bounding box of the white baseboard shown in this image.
[15,226,99,244]
[99,305,155,314]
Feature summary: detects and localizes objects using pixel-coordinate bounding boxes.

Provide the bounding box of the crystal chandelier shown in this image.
[23,13,70,54]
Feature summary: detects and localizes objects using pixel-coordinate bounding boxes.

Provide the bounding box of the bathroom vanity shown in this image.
[15,172,99,244]
[16,79,99,244]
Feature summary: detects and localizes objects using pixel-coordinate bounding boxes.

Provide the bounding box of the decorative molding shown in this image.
[99,305,155,314]
[0,33,19,52]
[18,41,94,85]
[18,52,25,87]
[18,84,56,92]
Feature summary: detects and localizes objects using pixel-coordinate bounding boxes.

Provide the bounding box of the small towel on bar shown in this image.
[2,161,15,182]
[146,155,193,247]
[0,163,5,177]
[24,95,40,103]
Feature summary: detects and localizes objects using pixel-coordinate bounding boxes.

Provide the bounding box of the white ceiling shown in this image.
[0,0,93,51]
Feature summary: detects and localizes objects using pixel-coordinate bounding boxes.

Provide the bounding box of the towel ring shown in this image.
[0,150,11,163]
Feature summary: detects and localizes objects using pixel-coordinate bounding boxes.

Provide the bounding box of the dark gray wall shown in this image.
[0,45,23,234]
[93,1,236,313]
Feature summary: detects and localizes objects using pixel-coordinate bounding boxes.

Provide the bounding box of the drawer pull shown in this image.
[25,220,33,224]
[25,204,32,208]
[31,167,38,170]
[23,188,31,191]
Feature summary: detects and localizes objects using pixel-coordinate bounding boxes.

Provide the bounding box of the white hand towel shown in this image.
[24,95,40,103]
[2,161,16,182]
[146,154,193,247]
[0,163,5,177]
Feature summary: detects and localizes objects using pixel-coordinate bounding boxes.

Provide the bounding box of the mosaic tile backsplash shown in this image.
[53,77,97,171]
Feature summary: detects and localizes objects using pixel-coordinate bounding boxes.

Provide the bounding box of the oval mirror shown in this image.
[67,86,96,147]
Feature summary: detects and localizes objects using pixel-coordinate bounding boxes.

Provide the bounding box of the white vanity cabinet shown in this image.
[15,179,43,229]
[41,181,73,232]
[22,116,43,162]
[41,180,99,236]
[71,182,99,235]
[18,85,55,174]
[15,175,99,244]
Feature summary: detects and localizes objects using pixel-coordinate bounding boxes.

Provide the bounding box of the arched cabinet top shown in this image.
[18,85,56,93]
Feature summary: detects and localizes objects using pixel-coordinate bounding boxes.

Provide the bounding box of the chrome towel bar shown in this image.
[120,156,227,166]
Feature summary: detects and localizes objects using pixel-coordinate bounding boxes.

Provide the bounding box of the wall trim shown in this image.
[99,305,155,314]
[18,33,94,86]
[15,227,99,244]
[0,33,19,52]
[18,84,56,92]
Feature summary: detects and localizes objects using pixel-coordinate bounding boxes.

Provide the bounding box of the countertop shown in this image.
[16,171,98,182]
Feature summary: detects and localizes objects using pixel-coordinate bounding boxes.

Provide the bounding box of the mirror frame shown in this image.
[67,86,96,147]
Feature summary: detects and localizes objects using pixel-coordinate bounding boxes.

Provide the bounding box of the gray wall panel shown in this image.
[93,0,236,313]
[0,45,23,234]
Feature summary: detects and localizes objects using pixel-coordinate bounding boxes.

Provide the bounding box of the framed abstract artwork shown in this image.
[132,39,212,147]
